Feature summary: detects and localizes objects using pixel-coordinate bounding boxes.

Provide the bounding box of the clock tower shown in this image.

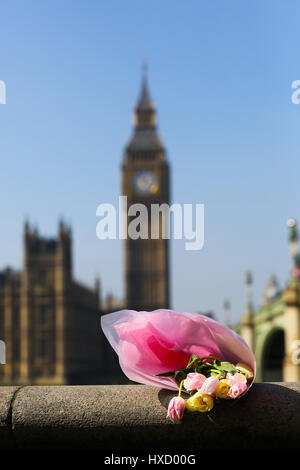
[122,71,170,311]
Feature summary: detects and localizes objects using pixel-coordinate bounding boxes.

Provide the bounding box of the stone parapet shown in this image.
[0,383,299,450]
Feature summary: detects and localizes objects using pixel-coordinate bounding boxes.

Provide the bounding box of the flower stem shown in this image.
[210,369,222,379]
[199,355,219,361]
[178,379,184,397]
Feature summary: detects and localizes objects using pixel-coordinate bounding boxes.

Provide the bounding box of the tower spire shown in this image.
[136,61,154,112]
[142,57,148,80]
[287,218,300,281]
[241,272,254,350]
[125,66,164,153]
[223,298,231,327]
[245,270,254,312]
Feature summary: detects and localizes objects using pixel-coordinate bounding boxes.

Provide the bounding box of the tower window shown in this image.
[39,306,47,325]
[38,338,47,358]
[39,270,47,287]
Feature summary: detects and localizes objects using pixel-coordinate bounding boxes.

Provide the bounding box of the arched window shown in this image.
[262,329,285,382]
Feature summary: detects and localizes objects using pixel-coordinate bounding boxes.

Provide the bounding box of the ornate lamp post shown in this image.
[283,218,300,381]
[223,298,231,328]
[245,270,254,312]
[241,271,254,350]
[287,218,300,282]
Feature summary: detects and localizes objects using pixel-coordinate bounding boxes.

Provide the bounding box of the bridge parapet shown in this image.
[0,383,299,450]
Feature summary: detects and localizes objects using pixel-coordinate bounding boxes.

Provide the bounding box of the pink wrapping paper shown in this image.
[101,309,256,391]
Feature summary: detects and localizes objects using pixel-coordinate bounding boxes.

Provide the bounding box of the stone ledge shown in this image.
[0,382,299,450]
[0,386,21,449]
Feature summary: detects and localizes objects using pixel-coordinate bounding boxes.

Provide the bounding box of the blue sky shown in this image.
[1,0,300,323]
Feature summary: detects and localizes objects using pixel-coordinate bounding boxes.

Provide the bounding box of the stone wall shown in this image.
[0,383,299,450]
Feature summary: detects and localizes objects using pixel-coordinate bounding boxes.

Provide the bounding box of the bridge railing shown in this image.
[0,382,299,450]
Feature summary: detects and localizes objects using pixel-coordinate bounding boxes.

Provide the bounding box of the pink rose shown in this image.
[167,396,185,423]
[199,376,220,396]
[183,373,206,391]
[228,381,247,398]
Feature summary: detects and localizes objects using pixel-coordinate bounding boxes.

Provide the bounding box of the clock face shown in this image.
[133,170,158,195]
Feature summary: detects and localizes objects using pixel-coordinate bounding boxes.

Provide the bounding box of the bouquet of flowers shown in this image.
[101,309,255,423]
[160,354,254,422]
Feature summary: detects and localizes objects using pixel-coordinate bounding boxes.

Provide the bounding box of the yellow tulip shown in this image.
[216,380,231,399]
[186,392,214,413]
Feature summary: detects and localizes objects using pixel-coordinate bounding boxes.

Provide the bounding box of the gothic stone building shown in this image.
[0,222,123,385]
[237,278,300,383]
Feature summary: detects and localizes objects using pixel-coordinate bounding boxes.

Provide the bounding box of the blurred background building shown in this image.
[122,69,170,311]
[0,221,124,385]
[234,219,300,382]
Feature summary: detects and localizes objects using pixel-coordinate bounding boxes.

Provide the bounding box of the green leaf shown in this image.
[186,354,201,369]
[174,370,187,385]
[210,370,221,377]
[155,370,178,377]
[194,363,206,373]
[219,362,238,373]
[197,365,214,377]
[155,355,237,381]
